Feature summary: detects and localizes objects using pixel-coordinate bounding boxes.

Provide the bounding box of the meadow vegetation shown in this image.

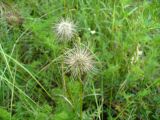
[0,0,160,120]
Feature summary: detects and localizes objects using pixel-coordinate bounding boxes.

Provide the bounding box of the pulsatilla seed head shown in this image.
[64,46,95,77]
[55,18,76,41]
[6,12,23,26]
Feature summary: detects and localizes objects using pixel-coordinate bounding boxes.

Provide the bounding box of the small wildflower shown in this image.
[88,28,96,35]
[90,30,96,35]
[55,18,76,41]
[64,46,95,77]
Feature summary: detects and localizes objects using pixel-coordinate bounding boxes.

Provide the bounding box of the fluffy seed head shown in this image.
[6,12,23,26]
[64,46,95,77]
[55,19,76,41]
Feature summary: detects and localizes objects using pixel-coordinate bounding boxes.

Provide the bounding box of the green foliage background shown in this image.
[0,0,160,120]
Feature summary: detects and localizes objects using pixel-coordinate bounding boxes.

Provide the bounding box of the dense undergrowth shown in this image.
[0,0,160,120]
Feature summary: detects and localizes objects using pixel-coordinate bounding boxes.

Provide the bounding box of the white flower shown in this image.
[64,46,95,77]
[88,28,96,35]
[90,30,96,35]
[55,18,76,41]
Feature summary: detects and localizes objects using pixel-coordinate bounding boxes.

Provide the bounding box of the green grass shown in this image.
[0,0,160,120]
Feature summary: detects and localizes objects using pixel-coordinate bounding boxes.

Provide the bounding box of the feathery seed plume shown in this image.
[64,46,95,77]
[55,18,76,41]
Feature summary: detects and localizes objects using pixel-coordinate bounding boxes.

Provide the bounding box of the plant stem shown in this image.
[79,76,83,120]
[62,63,66,92]
[64,0,66,16]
